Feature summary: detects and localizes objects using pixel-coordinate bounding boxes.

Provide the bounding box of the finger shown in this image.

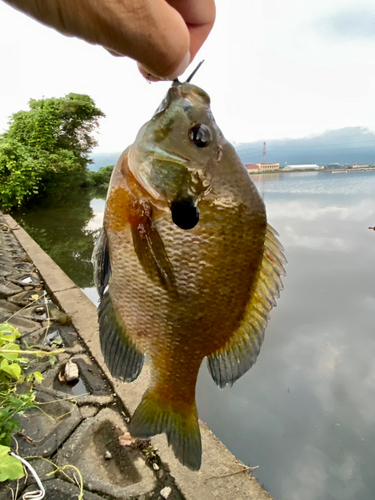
[167,0,216,62]
[138,0,215,81]
[129,0,191,79]
[137,65,163,82]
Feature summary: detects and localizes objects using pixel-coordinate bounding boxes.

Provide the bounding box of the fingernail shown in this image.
[168,51,191,79]
[138,51,191,82]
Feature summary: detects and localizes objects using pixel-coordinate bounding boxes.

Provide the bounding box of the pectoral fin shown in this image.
[207,224,287,388]
[131,203,176,293]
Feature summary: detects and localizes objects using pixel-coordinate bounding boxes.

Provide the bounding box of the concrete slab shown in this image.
[38,352,111,401]
[0,278,22,298]
[38,385,114,407]
[38,360,91,398]
[25,457,56,485]
[0,298,19,320]
[57,408,157,499]
[80,405,99,418]
[0,477,27,500]
[152,425,272,500]
[15,391,82,457]
[8,289,45,307]
[20,324,83,353]
[12,262,35,273]
[70,354,112,396]
[0,298,48,325]
[8,271,42,287]
[22,479,107,500]
[5,314,40,334]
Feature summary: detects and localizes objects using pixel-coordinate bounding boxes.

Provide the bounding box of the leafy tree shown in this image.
[86,164,115,187]
[0,93,105,209]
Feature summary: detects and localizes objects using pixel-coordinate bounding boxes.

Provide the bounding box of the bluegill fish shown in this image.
[92,78,286,471]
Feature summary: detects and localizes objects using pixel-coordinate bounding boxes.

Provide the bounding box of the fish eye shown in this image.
[189,124,211,148]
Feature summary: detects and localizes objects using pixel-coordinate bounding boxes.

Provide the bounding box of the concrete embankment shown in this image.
[1,213,273,500]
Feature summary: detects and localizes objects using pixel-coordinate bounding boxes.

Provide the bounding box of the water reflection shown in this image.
[197,171,375,500]
[12,188,106,288]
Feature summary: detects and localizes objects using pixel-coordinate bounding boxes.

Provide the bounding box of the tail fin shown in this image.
[129,390,202,471]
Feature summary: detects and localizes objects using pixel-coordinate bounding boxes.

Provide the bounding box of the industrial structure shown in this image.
[245,141,280,173]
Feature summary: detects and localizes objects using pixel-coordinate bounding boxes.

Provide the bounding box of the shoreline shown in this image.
[248,168,375,175]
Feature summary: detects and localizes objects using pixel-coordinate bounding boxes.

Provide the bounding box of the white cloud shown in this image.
[1,0,375,151]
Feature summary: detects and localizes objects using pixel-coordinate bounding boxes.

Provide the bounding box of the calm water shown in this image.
[12,171,375,500]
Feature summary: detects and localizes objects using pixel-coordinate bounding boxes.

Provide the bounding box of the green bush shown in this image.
[85,164,115,187]
[0,323,41,447]
[0,93,105,210]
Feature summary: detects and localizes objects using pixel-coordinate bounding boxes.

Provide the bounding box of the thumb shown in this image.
[129,0,191,79]
[136,0,216,80]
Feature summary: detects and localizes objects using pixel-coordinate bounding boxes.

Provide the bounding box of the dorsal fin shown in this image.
[207,224,287,388]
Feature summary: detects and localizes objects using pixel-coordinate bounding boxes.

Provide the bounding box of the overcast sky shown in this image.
[1,0,375,155]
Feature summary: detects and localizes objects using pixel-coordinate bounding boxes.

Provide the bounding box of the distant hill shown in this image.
[234,127,375,166]
[90,127,375,170]
[89,152,120,171]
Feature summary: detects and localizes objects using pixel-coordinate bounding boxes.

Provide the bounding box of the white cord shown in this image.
[9,452,45,500]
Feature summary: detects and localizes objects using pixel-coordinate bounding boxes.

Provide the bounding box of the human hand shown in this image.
[3,0,216,81]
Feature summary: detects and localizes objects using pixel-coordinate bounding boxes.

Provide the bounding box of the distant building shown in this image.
[325,164,342,169]
[245,163,280,173]
[258,163,280,172]
[352,164,369,168]
[245,164,259,172]
[284,164,320,171]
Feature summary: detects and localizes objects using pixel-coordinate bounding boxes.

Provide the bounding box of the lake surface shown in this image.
[12,171,375,500]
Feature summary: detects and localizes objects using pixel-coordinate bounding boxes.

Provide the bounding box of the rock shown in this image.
[152,463,160,471]
[14,392,82,457]
[64,360,79,382]
[105,451,112,460]
[160,486,172,499]
[118,432,138,447]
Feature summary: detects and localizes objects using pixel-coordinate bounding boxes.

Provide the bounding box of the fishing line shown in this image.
[9,452,45,500]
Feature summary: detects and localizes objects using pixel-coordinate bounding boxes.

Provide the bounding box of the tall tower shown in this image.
[262,141,267,164]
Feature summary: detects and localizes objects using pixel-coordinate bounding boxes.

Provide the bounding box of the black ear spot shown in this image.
[171,198,199,230]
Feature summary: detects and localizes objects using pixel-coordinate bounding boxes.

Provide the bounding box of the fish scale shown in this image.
[93,79,285,471]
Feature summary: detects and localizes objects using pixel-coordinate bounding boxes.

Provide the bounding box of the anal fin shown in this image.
[207,224,286,388]
[98,292,144,382]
